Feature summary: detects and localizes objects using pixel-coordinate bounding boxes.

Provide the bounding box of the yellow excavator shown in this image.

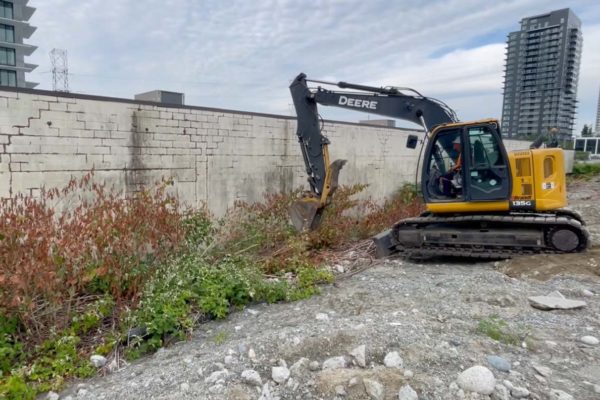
[289,73,589,258]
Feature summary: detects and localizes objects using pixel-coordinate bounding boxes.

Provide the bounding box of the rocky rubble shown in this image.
[53,180,600,399]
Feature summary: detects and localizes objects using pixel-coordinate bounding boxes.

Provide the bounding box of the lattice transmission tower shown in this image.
[50,48,69,92]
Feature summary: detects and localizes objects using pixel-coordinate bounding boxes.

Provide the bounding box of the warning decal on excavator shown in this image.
[542,182,555,190]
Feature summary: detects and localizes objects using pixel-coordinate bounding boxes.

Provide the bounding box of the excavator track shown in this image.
[381,209,590,259]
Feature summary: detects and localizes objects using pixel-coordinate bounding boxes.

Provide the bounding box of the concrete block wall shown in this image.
[0,89,530,216]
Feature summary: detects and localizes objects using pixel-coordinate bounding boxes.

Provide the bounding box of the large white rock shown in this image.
[580,335,599,345]
[205,370,228,384]
[290,357,310,377]
[258,383,272,400]
[241,369,262,387]
[456,366,496,395]
[350,345,366,368]
[532,364,552,377]
[528,296,586,310]
[493,384,510,400]
[322,356,346,370]
[315,313,329,321]
[309,361,320,371]
[384,351,403,368]
[511,385,530,398]
[547,389,574,400]
[90,355,107,368]
[271,366,290,384]
[45,392,60,400]
[364,378,384,400]
[398,384,418,400]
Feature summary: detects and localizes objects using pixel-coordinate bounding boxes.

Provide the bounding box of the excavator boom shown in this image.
[289,73,457,230]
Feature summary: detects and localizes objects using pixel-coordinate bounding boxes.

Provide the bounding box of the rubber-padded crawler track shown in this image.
[391,209,590,259]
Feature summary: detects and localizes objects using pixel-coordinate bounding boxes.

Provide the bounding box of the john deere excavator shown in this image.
[289,73,589,259]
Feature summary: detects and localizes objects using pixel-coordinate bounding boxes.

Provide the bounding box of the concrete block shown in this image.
[85,121,116,131]
[61,128,95,138]
[102,138,130,148]
[93,130,111,138]
[18,154,88,172]
[154,133,177,142]
[173,181,196,207]
[0,172,10,197]
[77,145,110,155]
[66,102,85,112]
[171,155,195,168]
[0,90,19,98]
[102,155,129,169]
[110,131,132,140]
[49,102,68,111]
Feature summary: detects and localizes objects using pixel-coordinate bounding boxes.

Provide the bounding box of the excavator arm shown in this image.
[289,73,458,231]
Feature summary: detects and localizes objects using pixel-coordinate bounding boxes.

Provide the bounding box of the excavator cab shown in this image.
[423,121,511,207]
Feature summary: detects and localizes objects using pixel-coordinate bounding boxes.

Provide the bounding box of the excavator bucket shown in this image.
[290,159,347,231]
[289,197,322,231]
[328,159,347,197]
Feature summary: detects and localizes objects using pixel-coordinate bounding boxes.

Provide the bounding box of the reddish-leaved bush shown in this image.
[0,173,184,338]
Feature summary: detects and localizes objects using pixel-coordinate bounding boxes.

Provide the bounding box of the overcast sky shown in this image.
[26,0,600,134]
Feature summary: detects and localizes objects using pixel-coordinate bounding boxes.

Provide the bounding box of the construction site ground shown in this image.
[59,176,600,400]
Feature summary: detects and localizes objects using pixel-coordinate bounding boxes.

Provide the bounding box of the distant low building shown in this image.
[358,119,396,128]
[0,0,37,88]
[134,90,185,105]
[575,137,600,156]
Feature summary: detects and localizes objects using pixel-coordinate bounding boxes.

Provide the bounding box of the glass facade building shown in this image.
[501,9,582,140]
[0,0,37,88]
[595,87,600,135]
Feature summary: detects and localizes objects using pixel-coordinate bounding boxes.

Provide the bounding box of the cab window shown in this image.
[468,126,505,197]
[425,129,463,200]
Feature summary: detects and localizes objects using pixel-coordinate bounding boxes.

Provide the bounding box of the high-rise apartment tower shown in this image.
[0,0,37,88]
[595,87,600,134]
[501,8,582,140]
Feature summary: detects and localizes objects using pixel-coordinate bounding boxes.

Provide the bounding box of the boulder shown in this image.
[272,366,290,384]
[322,356,346,370]
[350,345,366,368]
[457,366,495,395]
[528,296,586,310]
[398,384,418,400]
[363,378,384,400]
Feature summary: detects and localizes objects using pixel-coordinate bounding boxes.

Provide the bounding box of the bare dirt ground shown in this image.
[499,175,600,282]
[56,176,600,400]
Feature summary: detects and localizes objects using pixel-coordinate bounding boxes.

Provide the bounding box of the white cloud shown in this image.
[23,0,600,133]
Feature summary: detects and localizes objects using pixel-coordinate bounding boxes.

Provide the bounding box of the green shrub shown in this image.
[25,334,95,393]
[124,253,333,359]
[572,162,600,177]
[0,316,24,375]
[0,374,36,400]
[477,315,521,346]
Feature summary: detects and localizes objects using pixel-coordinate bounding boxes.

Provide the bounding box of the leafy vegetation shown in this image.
[0,173,422,397]
[571,162,600,178]
[476,315,523,346]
